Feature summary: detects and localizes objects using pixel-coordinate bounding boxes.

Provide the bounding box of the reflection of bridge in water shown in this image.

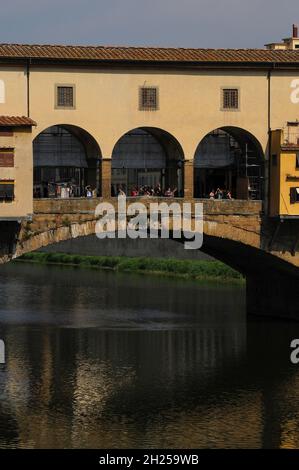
[0,261,298,448]
[1,312,299,448]
[0,197,298,318]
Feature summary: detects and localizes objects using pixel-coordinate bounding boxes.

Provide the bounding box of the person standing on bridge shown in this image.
[216,188,223,200]
[85,185,92,198]
[118,186,126,197]
[131,187,138,197]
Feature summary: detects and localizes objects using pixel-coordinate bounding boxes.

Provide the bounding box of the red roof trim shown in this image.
[0,116,37,127]
[0,43,299,64]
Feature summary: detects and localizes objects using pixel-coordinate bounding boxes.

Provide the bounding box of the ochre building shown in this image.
[1,26,299,220]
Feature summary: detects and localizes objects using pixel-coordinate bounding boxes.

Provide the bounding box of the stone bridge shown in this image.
[0,198,299,319]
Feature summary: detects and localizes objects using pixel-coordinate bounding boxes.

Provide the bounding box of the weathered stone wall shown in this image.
[18,198,262,259]
[31,197,262,215]
[0,196,298,276]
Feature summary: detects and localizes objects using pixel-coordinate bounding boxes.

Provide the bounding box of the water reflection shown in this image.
[0,263,298,448]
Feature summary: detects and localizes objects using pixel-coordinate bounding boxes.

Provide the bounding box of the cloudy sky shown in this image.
[1,0,298,48]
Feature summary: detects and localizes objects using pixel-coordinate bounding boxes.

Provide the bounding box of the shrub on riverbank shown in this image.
[17,252,244,283]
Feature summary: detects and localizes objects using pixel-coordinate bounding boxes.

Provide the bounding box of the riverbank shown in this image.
[16,252,244,283]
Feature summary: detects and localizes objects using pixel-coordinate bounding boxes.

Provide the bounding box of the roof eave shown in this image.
[0,56,299,70]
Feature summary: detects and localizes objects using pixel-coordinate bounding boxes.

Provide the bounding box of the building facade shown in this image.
[0,27,299,220]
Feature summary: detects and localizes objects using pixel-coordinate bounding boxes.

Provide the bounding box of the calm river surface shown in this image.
[0,262,298,449]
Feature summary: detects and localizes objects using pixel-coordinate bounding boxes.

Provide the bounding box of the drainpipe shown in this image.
[26,59,31,117]
[266,67,272,215]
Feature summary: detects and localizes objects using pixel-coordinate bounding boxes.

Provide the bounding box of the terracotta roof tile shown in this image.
[0,43,299,64]
[0,116,37,127]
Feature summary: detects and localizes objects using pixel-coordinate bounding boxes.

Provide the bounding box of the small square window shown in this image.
[139,87,158,111]
[296,153,299,169]
[0,180,14,202]
[56,85,75,108]
[222,88,239,110]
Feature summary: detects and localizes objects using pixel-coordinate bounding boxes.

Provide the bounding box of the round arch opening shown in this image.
[194,127,264,200]
[33,125,102,198]
[111,127,184,197]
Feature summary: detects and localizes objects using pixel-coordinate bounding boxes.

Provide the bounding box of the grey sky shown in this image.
[1,0,298,48]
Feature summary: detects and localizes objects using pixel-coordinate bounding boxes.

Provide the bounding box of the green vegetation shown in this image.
[16,252,244,283]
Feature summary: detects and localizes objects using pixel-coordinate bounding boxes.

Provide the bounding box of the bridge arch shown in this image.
[194,126,265,200]
[111,127,184,197]
[33,124,102,198]
[12,210,298,277]
[0,195,298,318]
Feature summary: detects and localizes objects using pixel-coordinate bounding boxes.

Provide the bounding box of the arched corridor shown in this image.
[111,127,184,197]
[194,127,264,200]
[33,125,102,198]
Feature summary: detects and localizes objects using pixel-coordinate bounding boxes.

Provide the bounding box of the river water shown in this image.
[0,262,298,449]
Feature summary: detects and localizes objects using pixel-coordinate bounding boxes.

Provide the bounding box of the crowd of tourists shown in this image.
[35,181,233,200]
[34,182,99,199]
[208,188,232,200]
[114,184,178,198]
[34,181,179,199]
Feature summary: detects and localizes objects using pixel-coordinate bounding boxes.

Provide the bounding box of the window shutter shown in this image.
[0,150,14,167]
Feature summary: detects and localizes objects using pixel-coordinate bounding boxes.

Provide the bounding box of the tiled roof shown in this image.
[0,116,37,127]
[0,43,299,64]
